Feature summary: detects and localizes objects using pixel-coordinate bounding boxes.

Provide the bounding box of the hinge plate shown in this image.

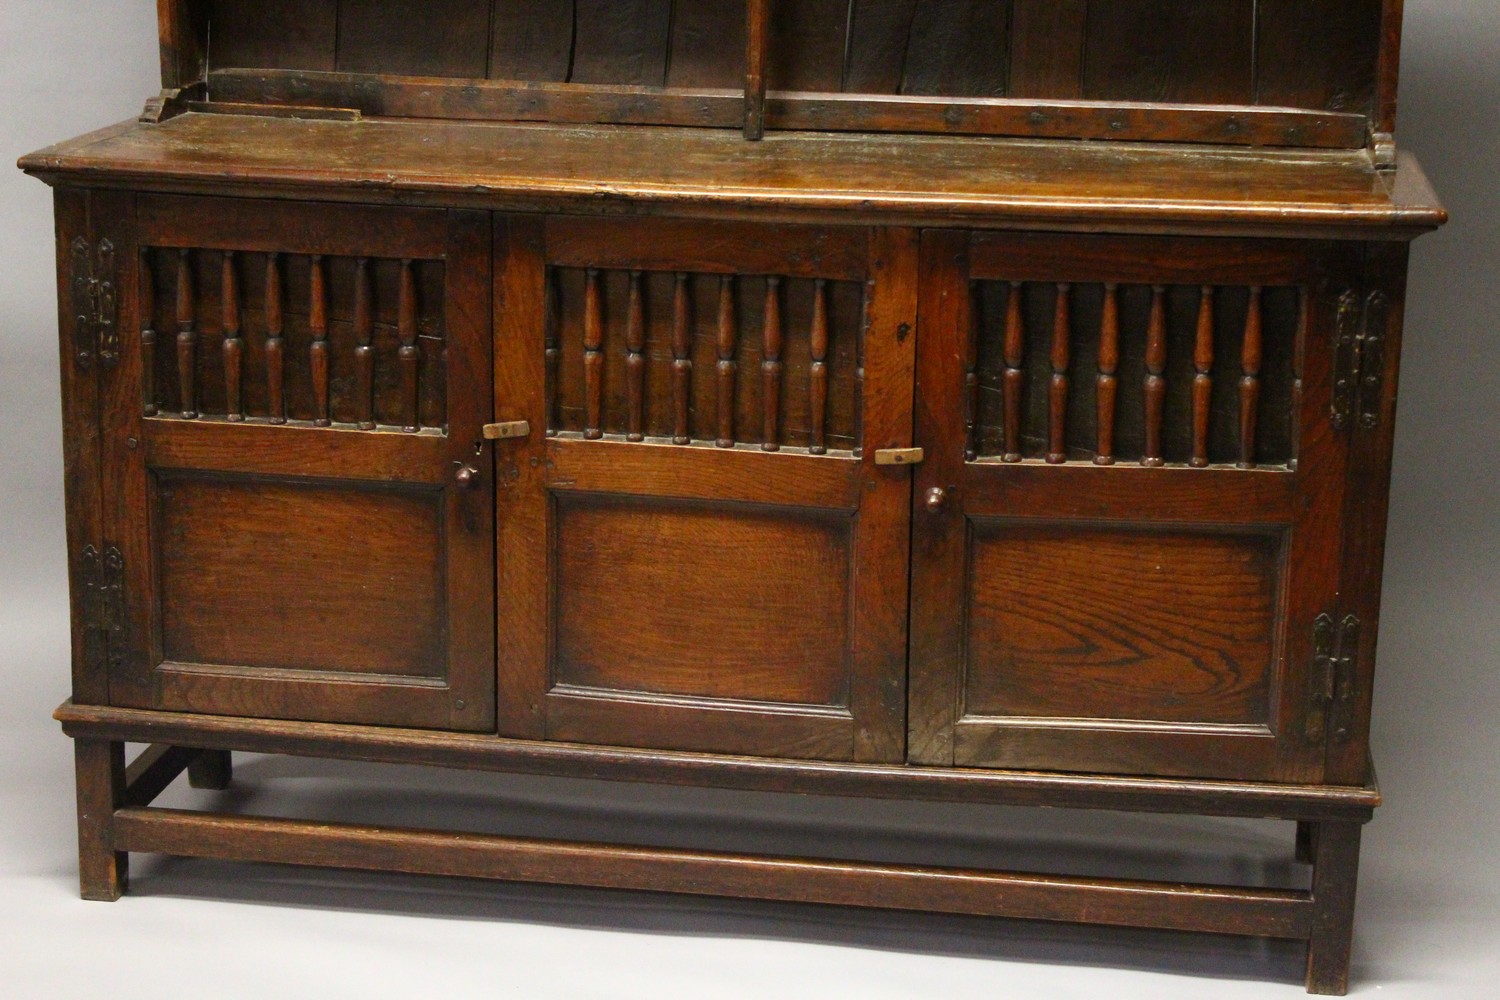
[81,544,125,677]
[70,237,119,371]
[1309,612,1362,745]
[1330,287,1388,432]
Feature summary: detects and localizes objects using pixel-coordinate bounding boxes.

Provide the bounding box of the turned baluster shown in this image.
[139,250,157,416]
[583,268,605,440]
[626,270,646,441]
[716,275,737,448]
[672,273,692,444]
[963,283,980,461]
[221,252,244,421]
[810,279,830,455]
[309,255,331,426]
[265,253,285,424]
[544,274,560,435]
[1002,281,1025,462]
[175,249,197,419]
[1192,286,1215,467]
[1239,285,1264,469]
[1095,282,1120,465]
[762,276,783,452]
[354,257,375,430]
[1143,285,1167,467]
[398,259,421,432]
[1047,283,1071,464]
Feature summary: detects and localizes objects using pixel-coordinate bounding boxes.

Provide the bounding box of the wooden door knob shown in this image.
[924,487,946,513]
[454,464,482,489]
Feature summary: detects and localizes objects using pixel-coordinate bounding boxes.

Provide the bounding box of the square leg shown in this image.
[1305,819,1364,995]
[73,738,128,901]
[187,749,233,790]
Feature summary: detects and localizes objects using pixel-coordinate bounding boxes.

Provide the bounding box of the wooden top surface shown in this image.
[20,113,1445,237]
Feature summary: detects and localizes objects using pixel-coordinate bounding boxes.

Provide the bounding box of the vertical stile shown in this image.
[139,250,157,416]
[1239,285,1264,469]
[671,273,692,445]
[1143,284,1168,467]
[854,281,869,457]
[963,282,980,461]
[398,259,421,432]
[744,0,770,140]
[1095,282,1120,465]
[221,251,243,422]
[544,273,561,435]
[762,275,784,451]
[716,275,737,448]
[1047,283,1071,464]
[265,253,286,424]
[1192,285,1215,467]
[309,255,331,426]
[1290,287,1309,469]
[583,268,605,440]
[1002,281,1025,462]
[626,270,646,441]
[175,249,197,419]
[809,278,830,455]
[354,257,376,430]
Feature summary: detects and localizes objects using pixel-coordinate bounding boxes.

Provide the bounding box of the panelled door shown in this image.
[100,194,495,730]
[910,231,1362,783]
[495,217,917,761]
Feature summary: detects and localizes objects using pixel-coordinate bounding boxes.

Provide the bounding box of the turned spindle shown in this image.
[672,273,692,445]
[139,250,157,416]
[265,253,285,424]
[1047,283,1071,464]
[1002,281,1025,462]
[353,257,375,430]
[175,249,197,420]
[583,268,605,440]
[309,255,331,426]
[1143,285,1167,467]
[221,252,244,422]
[762,276,783,452]
[716,275,737,448]
[399,259,421,432]
[1239,285,1264,469]
[810,279,830,455]
[1095,282,1119,465]
[1191,286,1215,467]
[626,270,646,441]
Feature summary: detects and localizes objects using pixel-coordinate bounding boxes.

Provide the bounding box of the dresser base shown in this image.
[58,701,1376,995]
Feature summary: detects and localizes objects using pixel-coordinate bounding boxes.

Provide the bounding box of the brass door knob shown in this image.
[925,487,946,513]
[454,464,482,489]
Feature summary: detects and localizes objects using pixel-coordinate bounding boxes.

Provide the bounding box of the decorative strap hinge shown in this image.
[70,237,119,371]
[1308,612,1361,744]
[1330,288,1389,432]
[80,544,125,676]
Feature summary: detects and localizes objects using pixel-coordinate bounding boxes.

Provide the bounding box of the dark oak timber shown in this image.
[25,3,1442,995]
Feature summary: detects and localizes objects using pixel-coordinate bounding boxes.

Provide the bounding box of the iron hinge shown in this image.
[70,237,119,371]
[81,544,125,676]
[1308,612,1361,744]
[1330,288,1389,432]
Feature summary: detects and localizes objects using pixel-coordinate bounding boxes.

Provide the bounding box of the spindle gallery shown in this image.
[19,2,1443,995]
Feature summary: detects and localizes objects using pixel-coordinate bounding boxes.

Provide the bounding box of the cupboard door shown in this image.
[910,231,1360,782]
[101,194,494,730]
[496,217,916,761]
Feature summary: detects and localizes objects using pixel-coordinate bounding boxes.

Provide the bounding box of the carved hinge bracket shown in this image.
[70,237,119,371]
[1331,288,1390,432]
[81,544,125,676]
[1308,612,1362,744]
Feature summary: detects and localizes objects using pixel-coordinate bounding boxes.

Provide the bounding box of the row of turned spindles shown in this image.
[141,249,426,432]
[969,282,1277,469]
[554,269,837,454]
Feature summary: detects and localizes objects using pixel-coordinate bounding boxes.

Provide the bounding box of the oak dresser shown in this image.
[19,2,1445,993]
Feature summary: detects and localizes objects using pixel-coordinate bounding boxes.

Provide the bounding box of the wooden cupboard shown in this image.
[22,1,1444,994]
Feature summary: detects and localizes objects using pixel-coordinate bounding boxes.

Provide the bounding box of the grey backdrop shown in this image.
[2,3,1496,997]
